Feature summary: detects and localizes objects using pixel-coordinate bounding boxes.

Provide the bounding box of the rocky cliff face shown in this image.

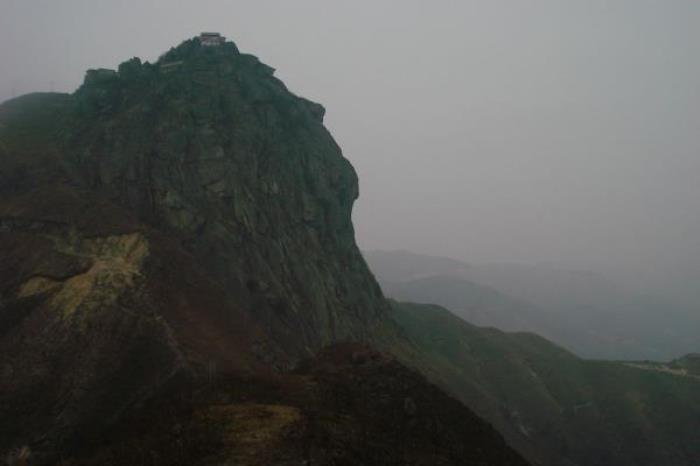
[17,38,388,360]
[0,36,389,461]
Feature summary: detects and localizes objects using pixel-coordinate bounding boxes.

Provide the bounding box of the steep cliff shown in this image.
[0,36,390,460]
[58,38,388,358]
[0,37,530,465]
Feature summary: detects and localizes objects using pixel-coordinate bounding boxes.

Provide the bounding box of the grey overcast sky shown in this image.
[1,0,699,286]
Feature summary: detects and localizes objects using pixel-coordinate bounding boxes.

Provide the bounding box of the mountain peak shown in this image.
[3,35,385,364]
[74,35,329,128]
[0,35,395,461]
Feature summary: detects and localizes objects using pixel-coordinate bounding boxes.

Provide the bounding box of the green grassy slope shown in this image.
[390,301,700,466]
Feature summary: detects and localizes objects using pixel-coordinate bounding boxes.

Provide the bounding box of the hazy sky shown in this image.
[1,0,699,285]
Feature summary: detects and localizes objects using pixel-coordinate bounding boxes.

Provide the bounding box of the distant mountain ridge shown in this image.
[366,249,640,312]
[366,249,700,360]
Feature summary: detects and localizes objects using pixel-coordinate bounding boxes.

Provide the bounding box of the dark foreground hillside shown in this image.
[56,344,528,466]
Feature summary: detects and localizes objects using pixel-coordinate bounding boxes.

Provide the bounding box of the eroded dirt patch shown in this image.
[17,233,149,321]
[197,403,303,465]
